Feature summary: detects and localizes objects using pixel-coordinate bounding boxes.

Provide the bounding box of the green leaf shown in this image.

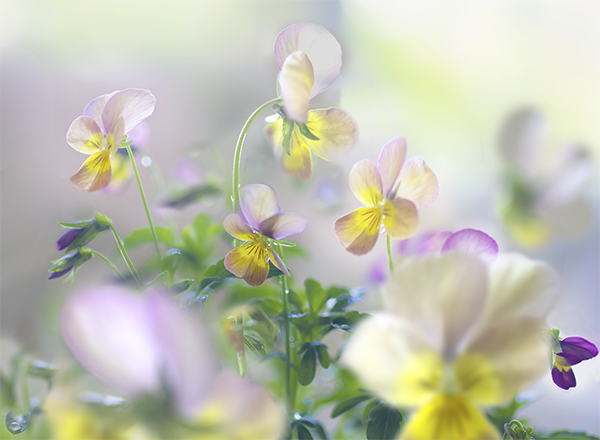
[487,396,532,432]
[366,403,403,440]
[297,122,319,140]
[305,278,327,314]
[28,361,55,381]
[282,118,295,155]
[298,345,317,386]
[545,431,600,439]
[160,183,221,210]
[362,398,379,422]
[325,285,349,300]
[123,227,174,249]
[148,270,170,288]
[331,395,372,418]
[297,418,327,440]
[171,279,193,294]
[314,343,331,369]
[295,423,313,440]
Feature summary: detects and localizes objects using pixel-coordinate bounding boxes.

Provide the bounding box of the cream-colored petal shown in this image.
[377,137,407,198]
[70,150,112,192]
[302,108,357,161]
[102,89,156,134]
[240,184,280,230]
[264,118,284,159]
[223,214,254,242]
[349,160,383,206]
[66,116,104,154]
[382,198,418,240]
[279,51,314,123]
[106,116,124,156]
[393,157,439,209]
[334,206,382,255]
[382,253,488,358]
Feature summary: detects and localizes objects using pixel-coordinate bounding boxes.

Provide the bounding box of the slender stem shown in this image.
[278,245,293,417]
[109,224,143,286]
[19,359,30,413]
[386,234,394,275]
[125,144,161,265]
[89,249,126,282]
[236,313,248,377]
[231,97,281,212]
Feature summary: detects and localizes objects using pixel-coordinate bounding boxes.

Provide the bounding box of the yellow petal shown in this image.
[70,150,112,192]
[382,198,418,240]
[302,108,357,161]
[66,116,104,154]
[400,394,500,440]
[283,130,313,180]
[224,242,270,287]
[334,206,382,255]
[279,51,314,123]
[265,119,284,159]
[223,214,255,242]
[349,160,383,206]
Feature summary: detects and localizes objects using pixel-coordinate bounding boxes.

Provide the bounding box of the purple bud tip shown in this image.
[57,228,85,251]
[49,266,73,280]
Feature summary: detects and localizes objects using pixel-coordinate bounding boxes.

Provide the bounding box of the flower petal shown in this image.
[265,119,284,159]
[224,242,270,287]
[66,116,104,155]
[102,89,156,134]
[393,157,439,208]
[83,91,116,130]
[559,337,598,364]
[274,22,341,100]
[378,137,407,198]
[70,150,112,192]
[382,198,419,240]
[239,183,280,230]
[441,229,499,261]
[223,214,254,242]
[267,247,289,276]
[334,206,382,255]
[416,231,452,254]
[283,130,313,180]
[279,51,314,123]
[349,160,383,206]
[259,212,307,240]
[552,364,577,390]
[302,108,357,161]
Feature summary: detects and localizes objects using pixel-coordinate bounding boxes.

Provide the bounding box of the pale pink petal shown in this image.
[441,229,499,261]
[223,214,255,242]
[417,231,452,254]
[274,22,341,100]
[239,183,280,230]
[83,91,116,131]
[102,89,156,134]
[378,137,407,198]
[66,116,104,155]
[397,232,439,256]
[279,51,314,123]
[393,157,439,208]
[349,160,383,206]
[259,212,308,239]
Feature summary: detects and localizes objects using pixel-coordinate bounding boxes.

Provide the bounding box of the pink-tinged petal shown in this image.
[393,157,439,208]
[102,89,156,134]
[382,198,419,240]
[70,150,112,192]
[303,108,357,161]
[240,183,280,229]
[552,364,576,390]
[223,214,255,242]
[267,247,289,276]
[225,242,270,286]
[279,51,314,123]
[378,137,407,198]
[349,160,383,206]
[417,231,453,254]
[106,116,124,156]
[259,212,307,239]
[66,116,104,155]
[441,229,499,261]
[560,337,598,364]
[334,206,382,255]
[83,91,117,130]
[274,22,341,100]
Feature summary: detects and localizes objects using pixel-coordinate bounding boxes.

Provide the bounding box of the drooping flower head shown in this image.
[224,183,307,286]
[67,89,156,192]
[344,252,559,439]
[546,329,598,390]
[265,23,357,181]
[335,137,439,255]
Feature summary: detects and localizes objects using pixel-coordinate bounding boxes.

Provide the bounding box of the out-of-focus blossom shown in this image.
[67,89,155,192]
[334,137,438,255]
[61,286,285,439]
[498,108,594,247]
[56,212,111,252]
[546,329,598,390]
[224,183,307,286]
[48,248,93,280]
[265,23,357,181]
[344,252,559,439]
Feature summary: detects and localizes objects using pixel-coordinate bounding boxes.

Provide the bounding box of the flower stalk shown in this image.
[109,223,143,286]
[88,250,126,282]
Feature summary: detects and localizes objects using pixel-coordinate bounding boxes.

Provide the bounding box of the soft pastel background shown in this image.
[1,0,598,435]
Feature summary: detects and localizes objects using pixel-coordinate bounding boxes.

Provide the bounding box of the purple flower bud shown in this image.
[57,228,85,251]
[550,335,598,390]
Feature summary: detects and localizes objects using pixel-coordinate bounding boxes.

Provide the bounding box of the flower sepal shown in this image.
[48,248,93,281]
[57,212,112,252]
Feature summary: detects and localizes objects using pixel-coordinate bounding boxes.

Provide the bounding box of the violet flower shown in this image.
[547,330,598,390]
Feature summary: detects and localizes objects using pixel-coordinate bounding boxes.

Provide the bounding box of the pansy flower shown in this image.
[265,22,357,180]
[546,329,598,390]
[344,252,559,440]
[224,184,307,286]
[334,137,439,255]
[67,89,156,192]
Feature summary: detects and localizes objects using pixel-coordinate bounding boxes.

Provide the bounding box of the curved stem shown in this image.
[109,224,143,287]
[231,97,281,213]
[277,245,293,417]
[88,249,127,282]
[125,144,161,266]
[386,234,394,275]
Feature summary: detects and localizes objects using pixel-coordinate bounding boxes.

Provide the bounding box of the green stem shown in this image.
[236,313,248,377]
[386,234,394,275]
[278,245,293,417]
[125,144,161,265]
[109,224,143,286]
[231,97,281,213]
[88,249,126,282]
[19,358,30,413]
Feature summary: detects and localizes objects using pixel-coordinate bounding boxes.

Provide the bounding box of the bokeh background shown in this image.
[1,0,599,435]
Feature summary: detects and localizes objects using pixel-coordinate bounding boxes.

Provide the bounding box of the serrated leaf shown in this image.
[305,278,326,314]
[331,395,372,418]
[366,403,402,440]
[298,345,317,386]
[314,343,331,369]
[123,227,174,249]
[297,122,320,141]
[282,118,295,155]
